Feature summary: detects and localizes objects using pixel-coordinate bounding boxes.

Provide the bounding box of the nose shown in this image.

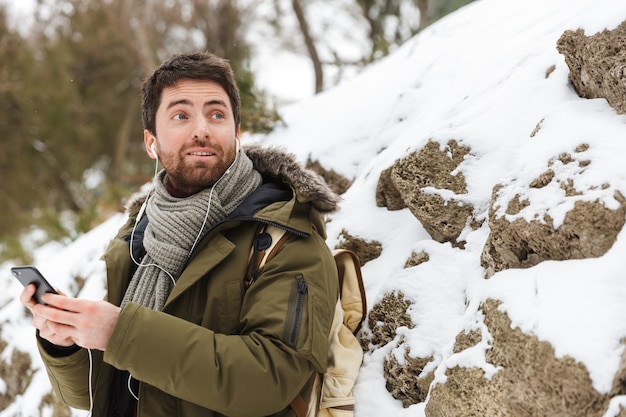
[192,117,210,141]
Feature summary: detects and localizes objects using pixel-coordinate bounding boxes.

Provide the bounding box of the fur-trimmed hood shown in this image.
[125,145,341,215]
[244,144,340,214]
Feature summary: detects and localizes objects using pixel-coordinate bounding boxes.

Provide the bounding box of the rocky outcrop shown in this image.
[334,229,382,267]
[306,158,353,195]
[425,299,613,417]
[363,293,626,416]
[404,250,429,268]
[368,22,626,414]
[384,347,434,407]
[0,337,34,412]
[362,290,435,407]
[376,166,407,211]
[481,145,626,277]
[364,291,414,348]
[557,21,626,115]
[482,195,626,276]
[376,139,475,247]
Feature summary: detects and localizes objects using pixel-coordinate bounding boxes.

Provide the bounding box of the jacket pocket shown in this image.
[283,273,308,348]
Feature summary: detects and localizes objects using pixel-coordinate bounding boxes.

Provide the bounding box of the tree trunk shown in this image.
[292,0,324,94]
[416,0,430,29]
[356,0,387,61]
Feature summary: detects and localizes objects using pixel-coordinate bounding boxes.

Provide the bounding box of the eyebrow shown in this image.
[166,99,229,110]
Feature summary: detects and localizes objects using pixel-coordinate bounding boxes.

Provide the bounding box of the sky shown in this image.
[2,0,626,416]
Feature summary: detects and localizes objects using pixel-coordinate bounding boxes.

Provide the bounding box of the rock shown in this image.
[334,229,382,267]
[384,346,434,407]
[482,196,626,276]
[382,139,474,246]
[404,250,430,268]
[363,290,436,408]
[425,299,612,417]
[306,158,353,195]
[557,21,626,115]
[376,166,407,210]
[481,145,626,277]
[0,340,34,412]
[365,291,414,349]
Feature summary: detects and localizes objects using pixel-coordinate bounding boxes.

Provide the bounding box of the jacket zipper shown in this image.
[288,274,308,347]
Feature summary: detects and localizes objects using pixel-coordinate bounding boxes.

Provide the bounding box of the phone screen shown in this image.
[11,266,58,304]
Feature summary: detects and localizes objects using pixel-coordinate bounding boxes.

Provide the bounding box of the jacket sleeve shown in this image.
[37,338,100,410]
[35,219,137,411]
[103,229,339,417]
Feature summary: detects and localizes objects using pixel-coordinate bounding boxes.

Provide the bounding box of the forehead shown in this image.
[159,79,230,108]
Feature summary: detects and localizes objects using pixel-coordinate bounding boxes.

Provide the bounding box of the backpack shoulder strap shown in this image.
[332,249,367,334]
[245,224,291,288]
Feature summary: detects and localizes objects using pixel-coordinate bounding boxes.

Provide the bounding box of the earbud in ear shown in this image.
[236,138,241,152]
[151,143,158,159]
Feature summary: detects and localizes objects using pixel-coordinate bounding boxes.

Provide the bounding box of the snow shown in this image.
[2,0,626,415]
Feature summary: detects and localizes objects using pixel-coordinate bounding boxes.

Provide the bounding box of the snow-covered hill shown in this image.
[2,0,626,415]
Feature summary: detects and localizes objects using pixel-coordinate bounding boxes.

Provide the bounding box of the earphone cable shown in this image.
[187,148,239,257]
[128,374,139,401]
[86,348,94,417]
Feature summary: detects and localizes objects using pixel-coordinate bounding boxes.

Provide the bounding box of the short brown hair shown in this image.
[141,52,241,135]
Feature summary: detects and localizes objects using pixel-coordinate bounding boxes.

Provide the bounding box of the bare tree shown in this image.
[417,0,431,29]
[356,0,431,60]
[291,0,324,93]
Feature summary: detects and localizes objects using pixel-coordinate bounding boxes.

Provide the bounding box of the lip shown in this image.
[188,151,215,156]
[187,148,217,157]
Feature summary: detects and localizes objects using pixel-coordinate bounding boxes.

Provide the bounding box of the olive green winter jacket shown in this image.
[37,146,340,417]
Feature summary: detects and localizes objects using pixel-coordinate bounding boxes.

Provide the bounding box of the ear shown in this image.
[144,130,157,159]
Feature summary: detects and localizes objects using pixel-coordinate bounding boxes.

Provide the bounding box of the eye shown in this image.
[211,112,225,120]
[173,113,188,120]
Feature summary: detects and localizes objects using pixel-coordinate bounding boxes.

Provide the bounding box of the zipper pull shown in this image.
[296,274,308,294]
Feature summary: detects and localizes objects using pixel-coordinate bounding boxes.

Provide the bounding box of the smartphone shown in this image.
[11,266,58,304]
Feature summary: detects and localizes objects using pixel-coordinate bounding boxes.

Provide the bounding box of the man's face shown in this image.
[144,79,239,196]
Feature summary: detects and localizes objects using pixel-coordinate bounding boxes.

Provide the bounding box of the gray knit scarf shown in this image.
[121,151,262,311]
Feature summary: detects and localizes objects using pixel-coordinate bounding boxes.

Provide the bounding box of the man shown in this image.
[20,51,340,417]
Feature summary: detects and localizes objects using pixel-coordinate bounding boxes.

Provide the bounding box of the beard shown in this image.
[160,140,237,196]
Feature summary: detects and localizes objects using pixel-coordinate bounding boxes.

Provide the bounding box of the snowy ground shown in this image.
[2,0,626,416]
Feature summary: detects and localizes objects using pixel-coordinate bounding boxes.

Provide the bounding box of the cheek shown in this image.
[153,127,186,152]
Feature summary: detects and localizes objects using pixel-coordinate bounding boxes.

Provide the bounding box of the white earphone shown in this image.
[150,143,158,159]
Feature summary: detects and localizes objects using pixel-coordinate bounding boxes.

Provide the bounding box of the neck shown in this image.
[164,176,195,198]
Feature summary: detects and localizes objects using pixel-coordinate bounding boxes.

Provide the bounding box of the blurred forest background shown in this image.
[0,0,472,264]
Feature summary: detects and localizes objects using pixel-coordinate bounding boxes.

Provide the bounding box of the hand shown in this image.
[22,286,121,351]
[20,284,75,347]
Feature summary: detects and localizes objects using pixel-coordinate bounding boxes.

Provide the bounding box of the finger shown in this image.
[46,319,74,336]
[34,303,77,327]
[40,292,76,311]
[39,322,76,347]
[31,314,48,329]
[20,284,40,311]
[36,310,78,341]
[38,321,58,340]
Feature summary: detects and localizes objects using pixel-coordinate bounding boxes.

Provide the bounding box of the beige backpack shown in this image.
[246,225,367,417]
